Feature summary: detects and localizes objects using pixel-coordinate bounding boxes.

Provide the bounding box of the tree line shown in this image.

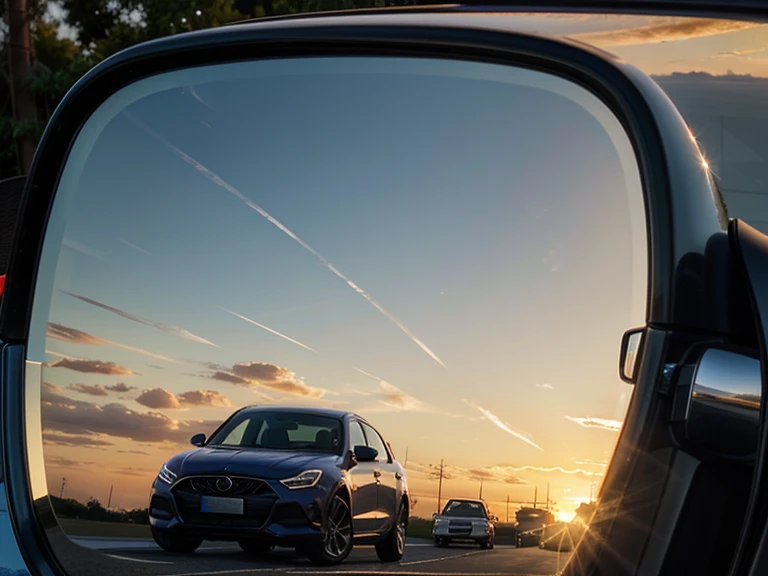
[49,494,150,524]
[1,0,424,179]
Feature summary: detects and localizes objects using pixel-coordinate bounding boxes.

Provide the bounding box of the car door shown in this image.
[361,422,398,533]
[347,420,379,535]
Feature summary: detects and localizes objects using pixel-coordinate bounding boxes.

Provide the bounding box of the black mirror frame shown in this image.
[0,10,729,576]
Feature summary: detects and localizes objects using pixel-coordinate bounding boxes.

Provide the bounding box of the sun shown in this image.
[556,510,576,523]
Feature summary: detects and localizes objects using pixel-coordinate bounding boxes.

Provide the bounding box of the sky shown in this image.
[30,12,768,525]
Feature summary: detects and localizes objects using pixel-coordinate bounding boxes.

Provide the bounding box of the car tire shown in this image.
[238,539,274,555]
[151,528,202,553]
[303,495,354,566]
[375,500,408,562]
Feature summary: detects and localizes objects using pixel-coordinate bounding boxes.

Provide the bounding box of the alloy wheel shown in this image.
[324,496,352,559]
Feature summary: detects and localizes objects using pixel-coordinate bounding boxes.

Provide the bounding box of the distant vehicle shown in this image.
[539,522,579,552]
[148,406,409,565]
[514,507,553,547]
[432,499,496,549]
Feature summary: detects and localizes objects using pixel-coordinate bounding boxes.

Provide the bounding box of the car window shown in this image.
[27,54,646,572]
[443,501,487,518]
[349,421,367,451]
[361,422,389,463]
[221,419,248,445]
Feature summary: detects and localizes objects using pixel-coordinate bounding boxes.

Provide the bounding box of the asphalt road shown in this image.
[65,537,573,576]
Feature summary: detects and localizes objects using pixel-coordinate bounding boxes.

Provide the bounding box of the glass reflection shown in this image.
[29,55,646,570]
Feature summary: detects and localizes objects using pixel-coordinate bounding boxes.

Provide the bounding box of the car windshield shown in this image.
[207,411,343,454]
[442,501,487,518]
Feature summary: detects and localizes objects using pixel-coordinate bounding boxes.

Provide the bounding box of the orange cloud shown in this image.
[574,18,761,47]
[48,357,138,376]
[565,416,623,432]
[47,322,178,363]
[136,388,232,409]
[68,383,108,396]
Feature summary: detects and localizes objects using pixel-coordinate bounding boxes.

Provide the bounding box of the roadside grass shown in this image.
[58,518,152,539]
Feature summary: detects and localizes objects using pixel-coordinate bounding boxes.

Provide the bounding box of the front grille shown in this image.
[448,520,473,535]
[176,476,274,496]
[172,476,278,528]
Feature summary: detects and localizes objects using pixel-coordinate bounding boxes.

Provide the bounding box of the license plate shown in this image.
[200,496,244,515]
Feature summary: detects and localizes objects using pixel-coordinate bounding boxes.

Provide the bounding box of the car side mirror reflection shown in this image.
[671,346,761,460]
[190,433,206,447]
[353,445,378,462]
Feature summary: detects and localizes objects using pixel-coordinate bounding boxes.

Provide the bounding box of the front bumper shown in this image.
[433,521,491,543]
[149,476,328,544]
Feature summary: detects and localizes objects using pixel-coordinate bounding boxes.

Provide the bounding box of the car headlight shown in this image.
[434,517,448,526]
[157,463,177,485]
[280,469,322,489]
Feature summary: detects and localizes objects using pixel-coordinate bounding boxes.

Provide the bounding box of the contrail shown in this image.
[565,416,623,432]
[122,111,446,369]
[220,307,317,353]
[354,367,381,381]
[61,290,218,347]
[464,400,544,452]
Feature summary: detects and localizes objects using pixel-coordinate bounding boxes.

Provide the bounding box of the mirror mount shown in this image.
[190,433,206,447]
[670,344,761,461]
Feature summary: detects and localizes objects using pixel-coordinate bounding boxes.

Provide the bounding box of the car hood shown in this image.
[169,447,340,480]
[438,515,489,522]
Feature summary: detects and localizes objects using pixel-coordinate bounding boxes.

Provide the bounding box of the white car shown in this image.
[432,499,496,549]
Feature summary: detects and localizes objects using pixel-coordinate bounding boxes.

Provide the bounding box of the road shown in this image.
[59,537,572,576]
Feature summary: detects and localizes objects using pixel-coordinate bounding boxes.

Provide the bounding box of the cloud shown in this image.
[229,362,326,398]
[408,461,527,485]
[123,111,444,368]
[221,308,317,352]
[47,322,177,363]
[535,383,554,390]
[111,467,153,477]
[136,387,232,409]
[464,400,543,452]
[508,465,602,480]
[48,357,138,376]
[136,388,181,409]
[43,432,114,447]
[68,383,108,396]
[42,391,220,444]
[105,383,136,393]
[210,371,248,384]
[47,456,92,468]
[117,450,151,455]
[565,416,623,432]
[47,323,108,345]
[62,236,108,262]
[178,389,232,407]
[147,364,166,370]
[379,381,430,411]
[60,291,217,347]
[573,18,760,47]
[717,47,768,57]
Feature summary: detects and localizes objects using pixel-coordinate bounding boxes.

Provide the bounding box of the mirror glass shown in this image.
[688,348,761,457]
[27,55,646,573]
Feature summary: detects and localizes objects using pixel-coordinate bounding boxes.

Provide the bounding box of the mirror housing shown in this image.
[354,445,378,462]
[619,327,645,383]
[671,345,761,460]
[190,433,206,447]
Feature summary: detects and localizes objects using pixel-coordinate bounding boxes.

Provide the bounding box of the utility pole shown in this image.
[436,459,444,514]
[107,484,114,509]
[534,486,538,509]
[59,477,67,499]
[546,482,550,512]
[6,0,38,173]
[479,477,483,499]
[404,447,408,468]
[506,495,510,523]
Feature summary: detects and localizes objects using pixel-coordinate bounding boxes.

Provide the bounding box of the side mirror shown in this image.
[354,445,378,462]
[433,513,440,521]
[190,433,206,447]
[619,327,645,383]
[671,346,761,460]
